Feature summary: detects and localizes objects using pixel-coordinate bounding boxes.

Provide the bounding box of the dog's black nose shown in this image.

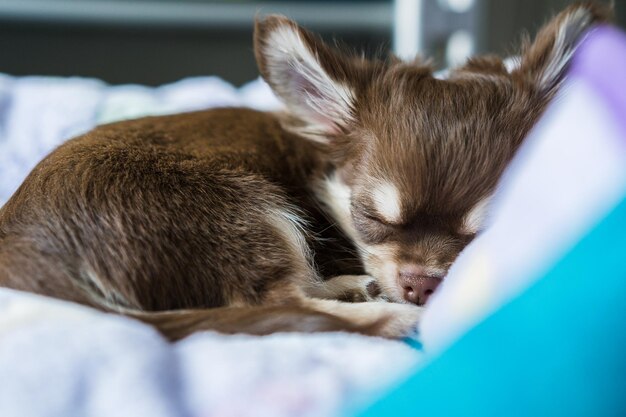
[398,268,442,306]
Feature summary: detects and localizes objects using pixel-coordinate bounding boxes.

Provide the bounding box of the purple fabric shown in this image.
[571,26,626,139]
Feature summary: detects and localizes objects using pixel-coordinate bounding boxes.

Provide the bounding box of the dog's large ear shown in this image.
[254,15,357,143]
[515,2,611,96]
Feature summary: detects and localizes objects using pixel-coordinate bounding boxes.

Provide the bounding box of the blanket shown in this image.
[0,289,421,417]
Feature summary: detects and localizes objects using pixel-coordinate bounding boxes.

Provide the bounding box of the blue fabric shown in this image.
[357,194,626,417]
[403,337,424,351]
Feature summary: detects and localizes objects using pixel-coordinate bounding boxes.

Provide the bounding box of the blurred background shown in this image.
[0,0,623,86]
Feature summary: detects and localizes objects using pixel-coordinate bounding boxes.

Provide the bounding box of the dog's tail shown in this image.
[124,303,385,341]
[0,239,404,341]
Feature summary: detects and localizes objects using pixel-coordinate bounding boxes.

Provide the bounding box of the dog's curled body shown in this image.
[0,109,319,308]
[0,109,400,338]
[0,3,609,340]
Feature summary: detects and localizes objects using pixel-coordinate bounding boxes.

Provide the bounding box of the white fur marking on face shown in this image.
[461,196,492,234]
[372,183,402,224]
[360,243,403,301]
[265,25,355,138]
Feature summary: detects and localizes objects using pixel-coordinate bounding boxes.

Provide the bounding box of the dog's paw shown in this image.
[373,302,423,339]
[303,297,423,339]
[324,274,386,303]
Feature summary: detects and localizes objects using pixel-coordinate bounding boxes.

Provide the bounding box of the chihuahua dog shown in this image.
[0,4,608,340]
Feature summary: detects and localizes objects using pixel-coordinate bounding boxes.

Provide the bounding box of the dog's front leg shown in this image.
[301,297,422,338]
[306,275,387,303]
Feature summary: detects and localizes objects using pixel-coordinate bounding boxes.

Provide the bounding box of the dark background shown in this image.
[0,0,623,86]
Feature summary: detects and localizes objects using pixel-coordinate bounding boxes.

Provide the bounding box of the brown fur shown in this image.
[0,3,610,340]
[132,305,385,342]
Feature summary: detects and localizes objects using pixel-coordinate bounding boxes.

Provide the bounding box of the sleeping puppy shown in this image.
[0,3,608,340]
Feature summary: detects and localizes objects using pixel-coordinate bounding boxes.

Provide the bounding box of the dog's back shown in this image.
[0,109,316,308]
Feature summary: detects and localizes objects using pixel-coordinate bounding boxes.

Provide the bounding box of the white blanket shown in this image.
[0,289,420,417]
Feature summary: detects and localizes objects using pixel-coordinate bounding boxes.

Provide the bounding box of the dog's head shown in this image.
[254,3,609,304]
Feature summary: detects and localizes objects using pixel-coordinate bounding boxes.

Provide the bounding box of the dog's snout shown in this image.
[398,267,442,306]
